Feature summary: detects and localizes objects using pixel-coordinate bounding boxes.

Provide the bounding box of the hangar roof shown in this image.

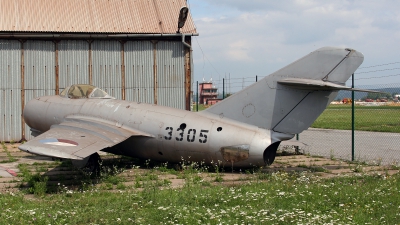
[0,0,197,34]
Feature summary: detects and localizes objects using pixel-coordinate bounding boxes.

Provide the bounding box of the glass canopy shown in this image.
[60,84,114,99]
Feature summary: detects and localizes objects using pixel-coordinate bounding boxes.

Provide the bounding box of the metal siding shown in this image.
[58,40,90,90]
[92,40,122,100]
[0,40,22,141]
[0,0,197,34]
[124,41,154,104]
[24,40,56,140]
[156,41,185,109]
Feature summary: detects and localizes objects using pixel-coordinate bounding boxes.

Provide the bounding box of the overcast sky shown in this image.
[187,0,400,92]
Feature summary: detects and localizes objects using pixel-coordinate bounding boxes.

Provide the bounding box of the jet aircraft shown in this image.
[19,47,372,168]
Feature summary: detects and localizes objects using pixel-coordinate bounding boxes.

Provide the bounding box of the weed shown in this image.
[31,176,48,196]
[373,157,383,166]
[1,141,17,163]
[105,175,125,185]
[352,164,364,173]
[310,166,327,173]
[116,183,126,190]
[213,160,224,182]
[102,183,113,190]
[330,149,335,160]
[134,180,142,188]
[18,163,49,196]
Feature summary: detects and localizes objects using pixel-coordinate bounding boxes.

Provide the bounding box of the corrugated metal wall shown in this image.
[0,39,189,142]
[125,41,154,103]
[58,40,90,90]
[92,40,122,100]
[0,40,21,141]
[157,41,185,109]
[24,40,56,140]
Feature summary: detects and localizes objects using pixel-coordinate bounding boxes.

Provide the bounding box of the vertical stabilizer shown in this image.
[201,47,364,134]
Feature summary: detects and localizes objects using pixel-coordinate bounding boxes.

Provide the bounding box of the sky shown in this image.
[187,0,400,92]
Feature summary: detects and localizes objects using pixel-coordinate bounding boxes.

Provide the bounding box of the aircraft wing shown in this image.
[19,116,153,160]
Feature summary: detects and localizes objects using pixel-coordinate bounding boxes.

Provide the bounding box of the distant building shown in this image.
[199,81,222,105]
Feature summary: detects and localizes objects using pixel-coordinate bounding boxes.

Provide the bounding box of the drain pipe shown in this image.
[181,33,191,49]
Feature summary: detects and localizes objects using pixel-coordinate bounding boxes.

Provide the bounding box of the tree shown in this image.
[366,92,391,100]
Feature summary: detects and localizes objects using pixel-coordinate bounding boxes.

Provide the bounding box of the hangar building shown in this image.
[0,0,198,142]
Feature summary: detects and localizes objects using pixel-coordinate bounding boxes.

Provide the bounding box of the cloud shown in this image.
[189,0,400,88]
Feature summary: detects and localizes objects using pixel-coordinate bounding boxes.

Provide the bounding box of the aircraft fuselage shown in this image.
[24,96,292,167]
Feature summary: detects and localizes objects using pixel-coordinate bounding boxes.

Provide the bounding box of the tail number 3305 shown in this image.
[164,127,209,143]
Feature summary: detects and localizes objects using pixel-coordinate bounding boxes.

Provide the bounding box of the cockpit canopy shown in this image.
[60,84,115,99]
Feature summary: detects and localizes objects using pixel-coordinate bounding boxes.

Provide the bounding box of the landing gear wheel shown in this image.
[84,153,102,173]
[71,152,102,173]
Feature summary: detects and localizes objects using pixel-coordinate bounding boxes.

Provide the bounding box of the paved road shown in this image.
[295,128,400,166]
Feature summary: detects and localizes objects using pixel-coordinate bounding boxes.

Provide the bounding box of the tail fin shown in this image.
[202,47,364,134]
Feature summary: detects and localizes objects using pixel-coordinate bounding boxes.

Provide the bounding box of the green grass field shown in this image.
[195,103,400,132]
[1,171,398,224]
[312,105,400,133]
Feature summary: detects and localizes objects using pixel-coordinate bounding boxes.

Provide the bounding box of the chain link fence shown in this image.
[195,77,400,166]
[301,83,400,166]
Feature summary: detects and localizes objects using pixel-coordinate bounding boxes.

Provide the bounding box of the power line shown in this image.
[354,73,400,80]
[355,67,400,74]
[194,37,221,78]
[358,61,400,70]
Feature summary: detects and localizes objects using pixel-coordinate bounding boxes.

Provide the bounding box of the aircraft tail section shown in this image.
[202,47,364,135]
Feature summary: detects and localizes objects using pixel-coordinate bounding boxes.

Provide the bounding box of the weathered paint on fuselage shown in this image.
[24,95,288,167]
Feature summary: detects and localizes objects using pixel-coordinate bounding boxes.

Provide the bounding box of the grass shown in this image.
[312,104,400,133]
[0,141,18,163]
[193,103,208,111]
[0,170,398,224]
[17,163,49,196]
[197,103,400,133]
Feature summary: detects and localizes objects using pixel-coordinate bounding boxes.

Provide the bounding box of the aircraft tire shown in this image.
[84,152,102,173]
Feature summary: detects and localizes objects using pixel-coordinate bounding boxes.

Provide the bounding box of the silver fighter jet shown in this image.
[19,47,370,168]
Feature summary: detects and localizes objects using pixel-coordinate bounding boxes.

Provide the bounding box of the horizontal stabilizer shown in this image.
[278,78,381,93]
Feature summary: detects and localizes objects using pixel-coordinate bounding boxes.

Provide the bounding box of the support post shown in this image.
[54,41,60,95]
[196,81,199,111]
[20,40,26,141]
[223,78,225,99]
[120,41,126,100]
[152,41,158,105]
[87,40,93,85]
[352,73,355,161]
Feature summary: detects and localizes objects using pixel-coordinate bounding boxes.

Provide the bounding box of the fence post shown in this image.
[223,78,225,99]
[352,73,355,161]
[256,75,258,82]
[196,81,199,111]
[295,133,300,153]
